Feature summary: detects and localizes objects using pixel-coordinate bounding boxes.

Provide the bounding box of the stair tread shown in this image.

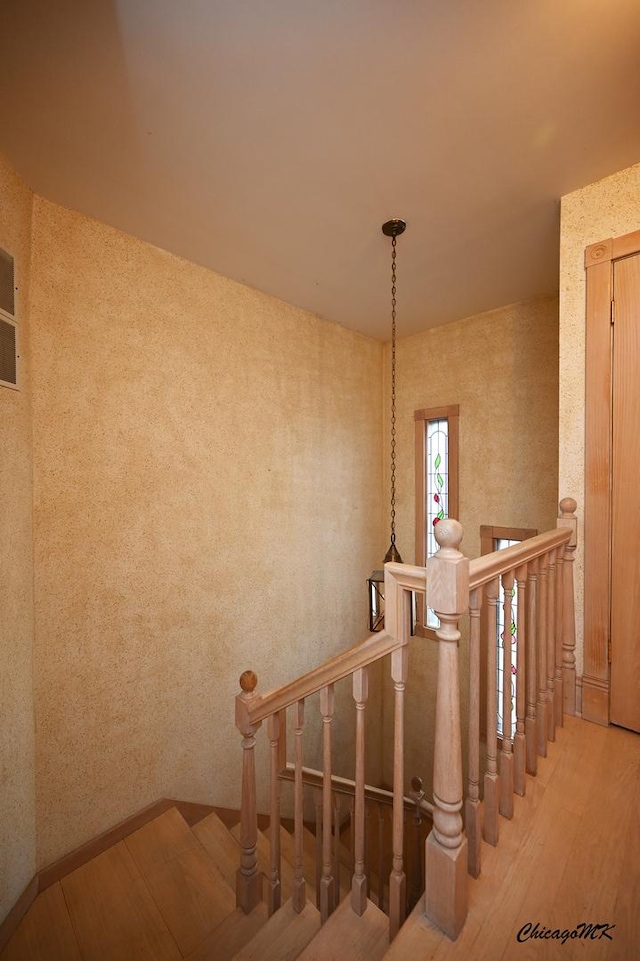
[192,810,245,890]
[231,898,321,961]
[297,896,388,961]
[1,882,82,961]
[185,902,269,961]
[380,895,442,960]
[61,840,182,961]
[124,807,236,956]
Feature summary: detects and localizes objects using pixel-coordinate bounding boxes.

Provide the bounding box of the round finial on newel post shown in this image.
[434,517,464,555]
[559,497,577,517]
[411,775,423,793]
[239,670,258,694]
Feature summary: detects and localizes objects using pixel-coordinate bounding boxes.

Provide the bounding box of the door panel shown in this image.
[610,252,640,732]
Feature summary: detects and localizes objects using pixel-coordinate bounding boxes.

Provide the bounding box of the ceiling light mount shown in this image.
[381,219,407,238]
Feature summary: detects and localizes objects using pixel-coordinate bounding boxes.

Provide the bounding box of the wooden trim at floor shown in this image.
[0,875,39,955]
[0,796,218,951]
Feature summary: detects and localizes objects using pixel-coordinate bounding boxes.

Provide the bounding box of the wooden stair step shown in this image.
[61,840,182,961]
[297,896,388,961]
[231,898,321,961]
[124,807,236,956]
[192,809,245,890]
[185,902,269,961]
[379,894,442,960]
[1,882,82,961]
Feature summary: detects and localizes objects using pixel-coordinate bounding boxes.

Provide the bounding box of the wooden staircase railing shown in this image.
[235,567,419,938]
[235,497,578,944]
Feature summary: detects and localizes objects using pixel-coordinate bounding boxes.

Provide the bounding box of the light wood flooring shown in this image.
[387,715,640,961]
[2,716,638,960]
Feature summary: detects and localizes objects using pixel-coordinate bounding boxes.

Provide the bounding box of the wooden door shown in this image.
[610,252,640,732]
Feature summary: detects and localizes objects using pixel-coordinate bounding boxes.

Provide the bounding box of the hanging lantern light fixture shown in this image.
[368,218,406,632]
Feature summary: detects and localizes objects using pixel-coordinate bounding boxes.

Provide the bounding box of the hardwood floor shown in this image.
[1,717,638,960]
[386,716,640,961]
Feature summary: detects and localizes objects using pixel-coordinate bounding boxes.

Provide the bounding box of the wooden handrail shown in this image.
[244,629,403,725]
[469,527,570,590]
[278,763,434,816]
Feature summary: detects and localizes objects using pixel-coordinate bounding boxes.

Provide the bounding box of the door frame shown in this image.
[584,228,640,725]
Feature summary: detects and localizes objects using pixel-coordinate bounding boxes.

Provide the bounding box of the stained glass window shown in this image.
[414,405,459,636]
[496,538,518,739]
[426,418,449,628]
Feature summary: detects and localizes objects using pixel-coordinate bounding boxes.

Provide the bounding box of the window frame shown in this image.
[414,404,459,638]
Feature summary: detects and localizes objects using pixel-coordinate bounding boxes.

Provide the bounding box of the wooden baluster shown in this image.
[484,577,500,846]
[466,586,483,877]
[525,559,539,776]
[536,553,549,758]
[364,802,371,901]
[351,667,369,915]
[409,776,425,909]
[557,497,578,715]
[377,803,385,913]
[292,700,306,912]
[320,684,335,922]
[314,788,322,910]
[499,571,515,819]
[388,645,408,940]
[424,519,469,941]
[332,794,341,911]
[235,670,263,913]
[513,564,527,796]
[546,549,557,743]
[267,713,282,915]
[349,797,356,878]
[554,546,565,729]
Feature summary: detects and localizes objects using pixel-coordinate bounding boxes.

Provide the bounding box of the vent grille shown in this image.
[0,316,17,387]
[0,249,15,318]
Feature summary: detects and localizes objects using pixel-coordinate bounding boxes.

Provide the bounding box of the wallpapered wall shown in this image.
[0,156,36,924]
[28,196,385,867]
[560,161,640,678]
[381,296,560,790]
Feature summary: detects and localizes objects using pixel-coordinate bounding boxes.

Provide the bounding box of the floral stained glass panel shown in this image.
[496,537,518,738]
[426,418,449,628]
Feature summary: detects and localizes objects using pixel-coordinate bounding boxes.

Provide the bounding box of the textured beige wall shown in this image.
[0,155,36,922]
[29,198,384,867]
[381,296,560,789]
[560,162,640,677]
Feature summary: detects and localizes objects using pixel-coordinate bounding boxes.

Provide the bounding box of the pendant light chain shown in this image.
[381,217,405,566]
[368,217,406,631]
[389,234,398,552]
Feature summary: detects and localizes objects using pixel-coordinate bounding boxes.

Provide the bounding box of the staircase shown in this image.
[3,500,584,958]
[1,805,391,961]
[6,715,639,960]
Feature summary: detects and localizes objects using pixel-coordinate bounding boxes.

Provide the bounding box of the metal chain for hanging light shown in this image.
[382,218,406,565]
[367,218,406,632]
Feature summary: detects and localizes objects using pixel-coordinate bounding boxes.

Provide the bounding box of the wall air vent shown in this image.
[0,316,18,388]
[0,248,18,390]
[0,248,15,318]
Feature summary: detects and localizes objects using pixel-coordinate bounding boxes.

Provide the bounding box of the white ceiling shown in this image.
[2,0,640,340]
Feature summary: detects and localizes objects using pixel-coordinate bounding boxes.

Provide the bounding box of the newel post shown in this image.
[557,498,578,716]
[424,519,469,941]
[235,670,263,913]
